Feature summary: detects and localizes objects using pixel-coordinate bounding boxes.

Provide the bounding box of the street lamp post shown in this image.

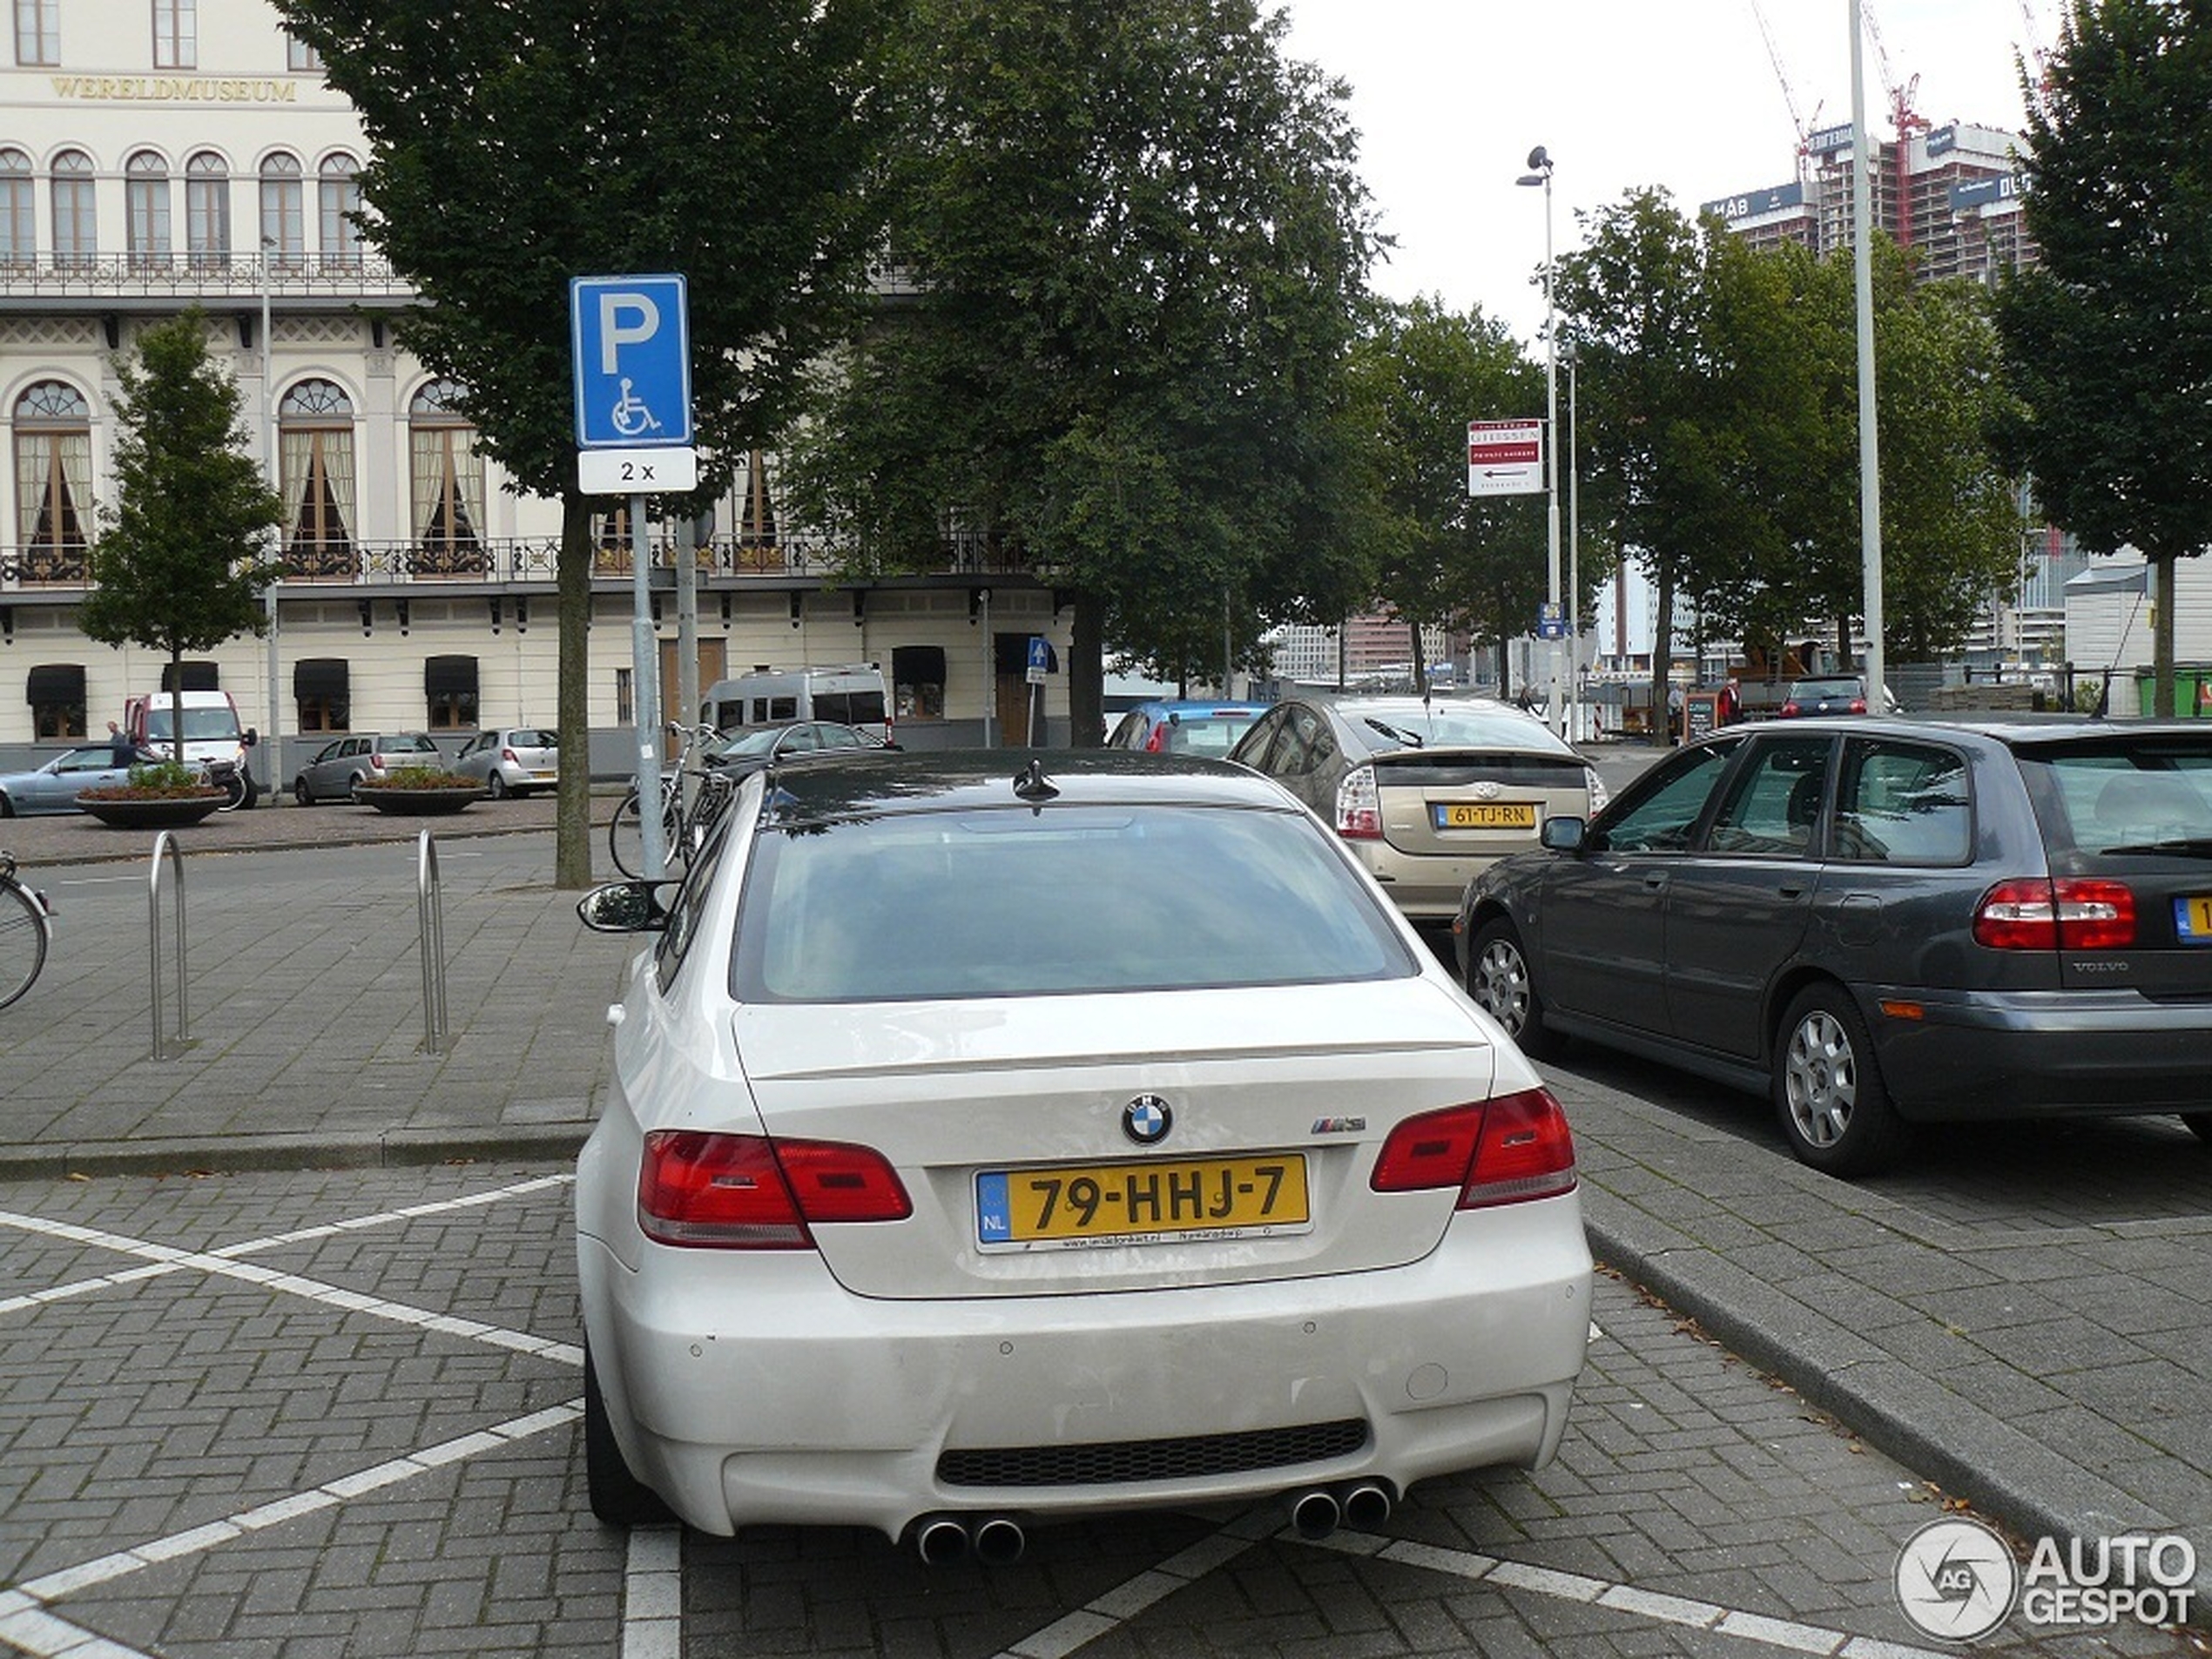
[1516,145,1564,738]
[260,237,280,795]
[1565,347,1581,738]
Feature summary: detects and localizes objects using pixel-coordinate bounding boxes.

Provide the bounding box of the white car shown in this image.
[452,726,560,798]
[575,751,1591,1561]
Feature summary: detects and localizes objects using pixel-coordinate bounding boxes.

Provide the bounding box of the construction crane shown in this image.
[1858,1,1929,247]
[1750,0,1824,184]
[2016,0,2054,114]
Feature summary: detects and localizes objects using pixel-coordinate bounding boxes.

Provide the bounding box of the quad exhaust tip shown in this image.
[913,1514,1027,1567]
[1291,1480,1395,1540]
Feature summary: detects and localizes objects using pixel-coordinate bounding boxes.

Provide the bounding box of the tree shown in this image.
[276,0,892,880]
[1344,298,1549,693]
[80,309,284,754]
[781,0,1380,740]
[1995,0,2212,716]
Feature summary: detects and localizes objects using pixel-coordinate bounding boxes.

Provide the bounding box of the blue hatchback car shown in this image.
[1105,700,1266,759]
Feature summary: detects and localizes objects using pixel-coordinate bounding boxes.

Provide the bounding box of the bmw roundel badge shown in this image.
[1123,1095,1173,1145]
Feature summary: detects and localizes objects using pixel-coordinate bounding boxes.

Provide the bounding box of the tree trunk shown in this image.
[554,489,595,888]
[1649,563,1676,744]
[1069,591,1106,746]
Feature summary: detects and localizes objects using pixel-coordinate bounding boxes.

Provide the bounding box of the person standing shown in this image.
[105,720,138,767]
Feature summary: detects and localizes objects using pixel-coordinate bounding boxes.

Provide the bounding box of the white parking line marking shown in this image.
[0,1404,581,1659]
[622,1527,684,1659]
[994,1519,1959,1659]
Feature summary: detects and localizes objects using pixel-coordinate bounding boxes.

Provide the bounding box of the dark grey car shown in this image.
[1455,716,2212,1175]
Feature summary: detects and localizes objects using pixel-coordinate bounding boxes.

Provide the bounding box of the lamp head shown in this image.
[1527,145,1551,172]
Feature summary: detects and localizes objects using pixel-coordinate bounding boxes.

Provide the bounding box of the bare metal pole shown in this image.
[1850,0,1887,702]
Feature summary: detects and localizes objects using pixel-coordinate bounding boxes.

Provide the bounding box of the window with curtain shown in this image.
[26,664,87,740]
[425,656,478,731]
[15,0,57,64]
[259,152,303,266]
[13,381,91,583]
[125,152,172,268]
[409,379,486,577]
[0,149,31,266]
[185,151,229,268]
[51,150,94,268]
[279,378,355,579]
[318,152,361,269]
[152,0,195,67]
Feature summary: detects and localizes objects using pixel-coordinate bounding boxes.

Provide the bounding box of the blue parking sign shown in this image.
[570,274,692,448]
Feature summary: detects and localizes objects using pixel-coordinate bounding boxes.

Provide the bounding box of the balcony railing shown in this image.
[2,530,1039,591]
[0,250,418,300]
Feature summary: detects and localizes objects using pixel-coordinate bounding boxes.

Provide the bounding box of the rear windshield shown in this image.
[733,804,1414,1002]
[1350,705,1570,752]
[1157,716,1257,757]
[2020,739,2212,855]
[393,735,440,754]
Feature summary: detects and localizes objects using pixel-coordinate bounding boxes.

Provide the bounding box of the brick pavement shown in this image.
[1,802,2206,1616]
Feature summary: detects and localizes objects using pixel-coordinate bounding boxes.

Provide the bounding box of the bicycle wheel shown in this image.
[0,877,51,1011]
[608,787,684,879]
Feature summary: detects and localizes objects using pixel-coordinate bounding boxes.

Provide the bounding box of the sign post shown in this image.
[572,273,696,878]
[1025,635,1050,747]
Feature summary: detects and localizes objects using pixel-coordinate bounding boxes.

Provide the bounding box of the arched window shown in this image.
[258,152,303,266]
[12,380,91,583]
[409,379,486,577]
[126,151,171,268]
[0,149,32,266]
[278,378,355,578]
[51,150,94,267]
[185,151,229,268]
[318,152,361,268]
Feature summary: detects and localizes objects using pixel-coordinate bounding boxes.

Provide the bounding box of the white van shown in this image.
[701,664,891,745]
[123,688,246,768]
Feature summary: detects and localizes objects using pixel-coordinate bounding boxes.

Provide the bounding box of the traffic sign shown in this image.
[1468,418,1544,496]
[578,446,699,497]
[1025,636,1051,685]
[571,274,692,449]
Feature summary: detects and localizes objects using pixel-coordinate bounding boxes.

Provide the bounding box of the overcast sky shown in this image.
[1277,0,2056,342]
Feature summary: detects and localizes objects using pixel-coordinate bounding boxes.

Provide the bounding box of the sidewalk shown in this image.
[1,815,2205,1609]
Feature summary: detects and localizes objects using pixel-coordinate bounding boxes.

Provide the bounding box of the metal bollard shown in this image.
[148,830,189,1059]
[417,829,449,1054]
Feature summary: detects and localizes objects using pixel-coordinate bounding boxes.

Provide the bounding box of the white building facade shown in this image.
[3,0,1066,778]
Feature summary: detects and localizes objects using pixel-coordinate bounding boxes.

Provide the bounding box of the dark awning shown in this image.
[425,655,478,696]
[25,664,84,705]
[294,658,349,699]
[893,644,948,685]
[161,662,219,691]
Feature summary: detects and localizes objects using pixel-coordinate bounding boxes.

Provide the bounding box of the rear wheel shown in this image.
[0,877,51,1009]
[583,1344,674,1527]
[1775,984,1909,1177]
[1467,917,1563,1060]
[488,772,510,800]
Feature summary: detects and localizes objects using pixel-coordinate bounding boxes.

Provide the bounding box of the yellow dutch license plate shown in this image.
[1434,802,1536,830]
[976,1155,1310,1248]
[2177,894,2212,943]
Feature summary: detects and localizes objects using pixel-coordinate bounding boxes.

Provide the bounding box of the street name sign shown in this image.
[1467,418,1543,496]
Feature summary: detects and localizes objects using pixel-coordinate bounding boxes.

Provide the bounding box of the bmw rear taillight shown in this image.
[1973,878,2136,950]
[637,1130,912,1249]
[1848,696,1868,713]
[1371,1089,1577,1208]
[1780,699,1804,717]
[1336,764,1383,839]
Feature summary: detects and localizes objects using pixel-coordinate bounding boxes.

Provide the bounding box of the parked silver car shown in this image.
[292,733,445,804]
[0,745,135,816]
[453,727,560,799]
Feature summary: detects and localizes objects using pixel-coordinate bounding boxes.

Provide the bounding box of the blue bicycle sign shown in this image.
[571,274,691,449]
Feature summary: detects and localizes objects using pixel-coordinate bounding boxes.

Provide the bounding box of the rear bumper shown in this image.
[578,1199,1592,1541]
[1865,986,2212,1120]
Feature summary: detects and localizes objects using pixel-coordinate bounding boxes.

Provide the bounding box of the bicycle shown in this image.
[608,724,736,879]
[0,850,56,1010]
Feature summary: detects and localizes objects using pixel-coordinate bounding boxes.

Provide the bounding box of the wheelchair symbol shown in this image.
[609,378,663,438]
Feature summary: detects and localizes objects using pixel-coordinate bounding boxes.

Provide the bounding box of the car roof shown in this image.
[759,750,1291,826]
[1130,699,1263,717]
[1697,713,2209,745]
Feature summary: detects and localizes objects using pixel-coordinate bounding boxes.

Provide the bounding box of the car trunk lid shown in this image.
[1371,750,1590,857]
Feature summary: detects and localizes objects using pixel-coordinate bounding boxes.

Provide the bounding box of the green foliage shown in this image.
[125,760,204,794]
[366,765,480,789]
[1994,0,2212,714]
[783,0,1381,715]
[78,309,283,662]
[1344,298,1548,690]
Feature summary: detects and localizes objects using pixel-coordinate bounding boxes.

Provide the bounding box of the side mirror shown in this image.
[1540,816,1587,853]
[577,880,675,934]
[243,728,260,746]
